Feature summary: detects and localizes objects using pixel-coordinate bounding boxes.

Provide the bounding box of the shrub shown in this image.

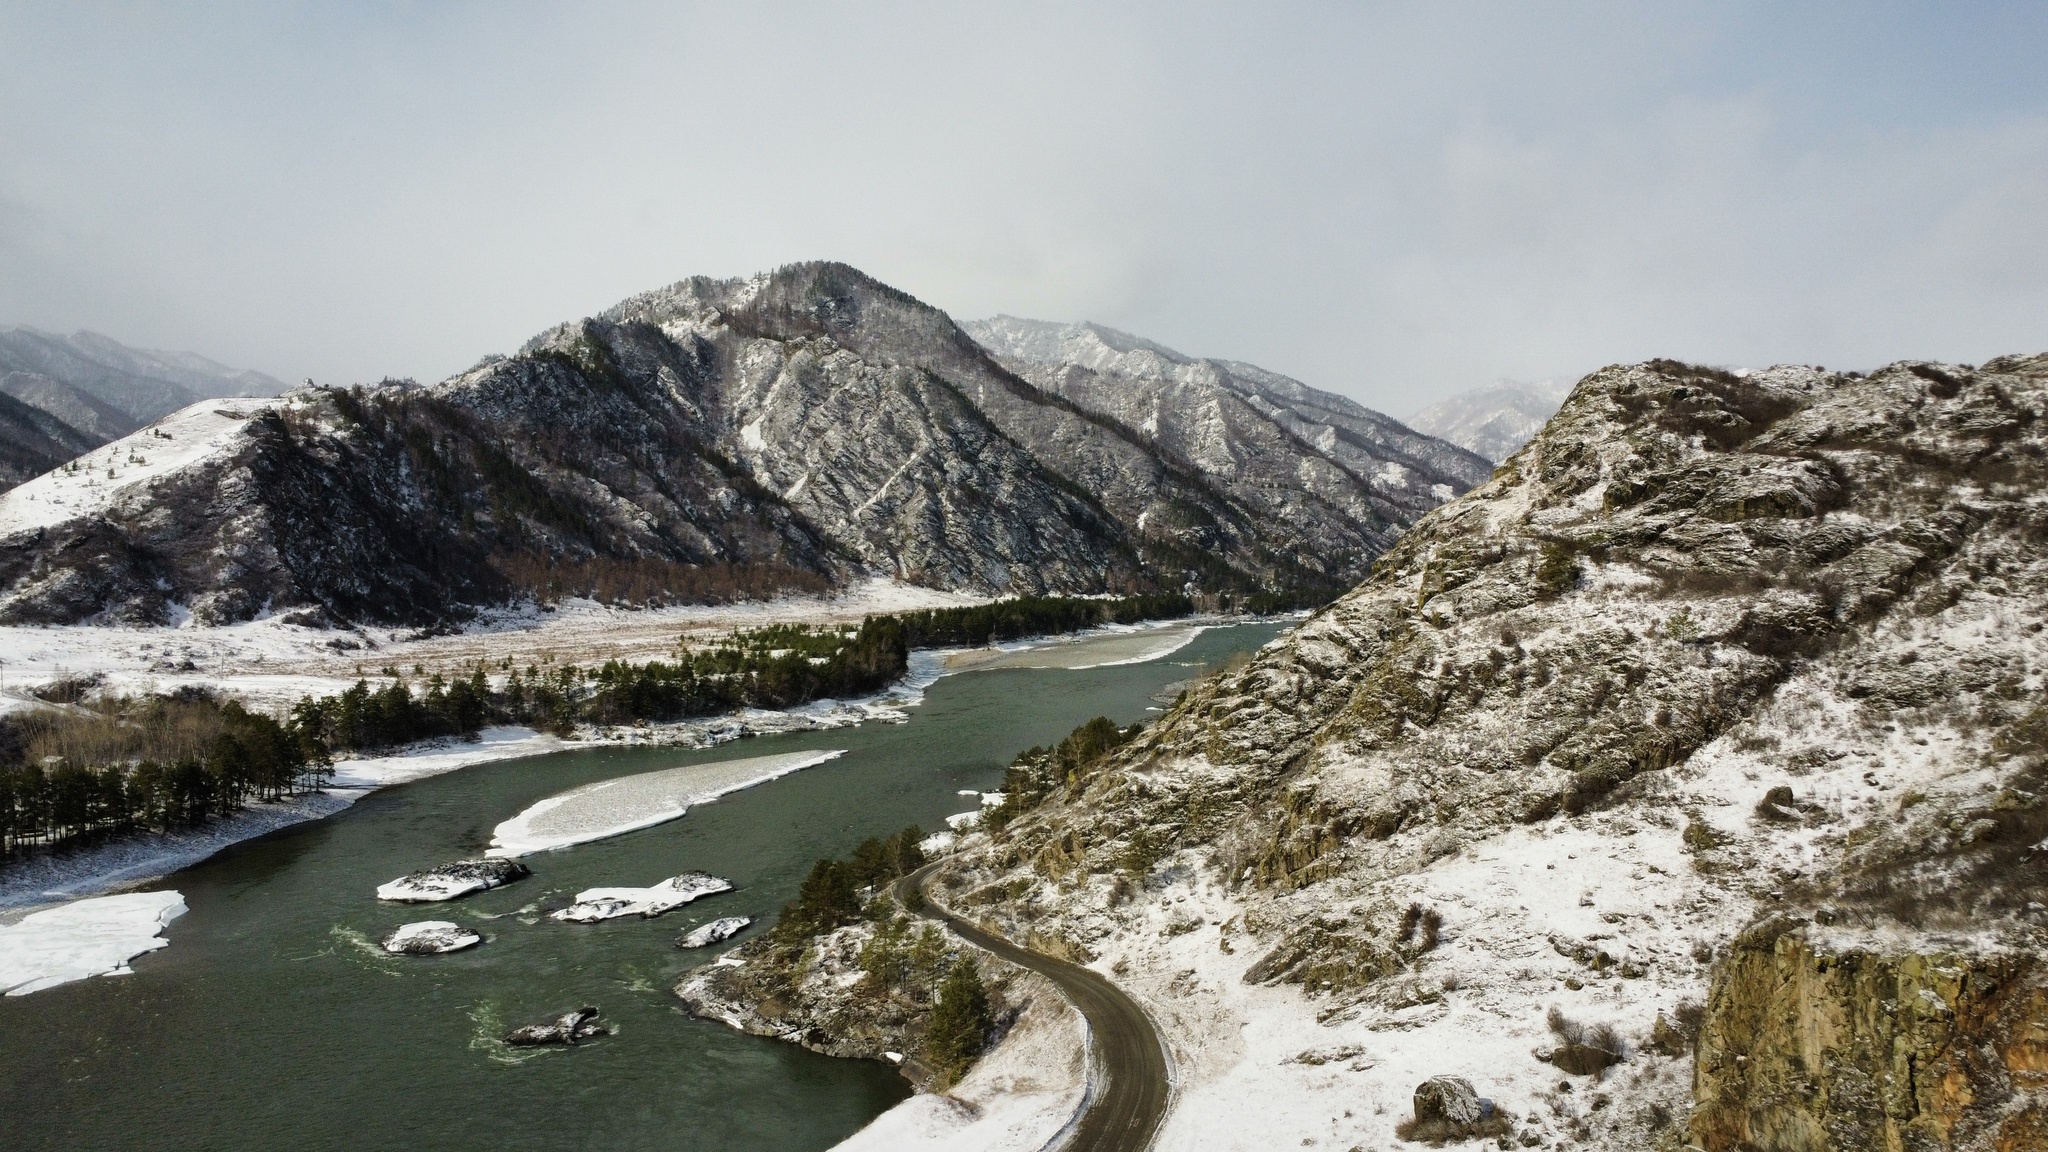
[1545,1006,1626,1076]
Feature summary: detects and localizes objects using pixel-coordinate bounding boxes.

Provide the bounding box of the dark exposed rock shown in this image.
[503,1006,609,1046]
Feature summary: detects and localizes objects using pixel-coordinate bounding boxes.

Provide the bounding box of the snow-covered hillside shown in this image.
[966,315,1490,535]
[0,399,277,536]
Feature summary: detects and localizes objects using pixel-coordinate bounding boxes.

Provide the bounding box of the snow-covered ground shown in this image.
[0,890,187,995]
[940,621,1207,673]
[0,576,983,714]
[489,750,845,856]
[829,970,1092,1152]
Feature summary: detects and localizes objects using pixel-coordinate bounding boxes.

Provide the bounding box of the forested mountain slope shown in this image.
[0,264,1479,626]
[943,352,2048,1150]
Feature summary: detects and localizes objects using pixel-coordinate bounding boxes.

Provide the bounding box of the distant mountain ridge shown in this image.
[0,327,284,422]
[0,327,286,490]
[0,263,1484,626]
[1405,378,1571,463]
[964,316,1491,536]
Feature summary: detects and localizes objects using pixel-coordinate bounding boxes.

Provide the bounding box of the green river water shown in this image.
[0,621,1284,1152]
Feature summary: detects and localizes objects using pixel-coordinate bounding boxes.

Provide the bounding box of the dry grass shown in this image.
[11,693,235,767]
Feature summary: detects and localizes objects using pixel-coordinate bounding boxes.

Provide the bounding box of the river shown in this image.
[0,621,1285,1152]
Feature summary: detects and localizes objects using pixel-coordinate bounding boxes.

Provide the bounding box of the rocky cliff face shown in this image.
[1691,926,2048,1152]
[0,264,1479,625]
[931,351,2048,1149]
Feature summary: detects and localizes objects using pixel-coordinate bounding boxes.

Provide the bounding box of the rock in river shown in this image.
[504,1006,610,1046]
[676,916,751,949]
[376,859,530,902]
[550,872,733,923]
[381,921,482,954]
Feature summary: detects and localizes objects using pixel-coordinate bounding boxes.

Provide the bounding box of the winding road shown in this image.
[894,864,1170,1152]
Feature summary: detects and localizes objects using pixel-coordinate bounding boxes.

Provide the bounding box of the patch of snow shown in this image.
[488,749,845,857]
[829,970,1091,1152]
[0,890,186,996]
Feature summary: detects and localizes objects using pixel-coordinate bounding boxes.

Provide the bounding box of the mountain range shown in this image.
[0,263,1483,626]
[0,327,286,489]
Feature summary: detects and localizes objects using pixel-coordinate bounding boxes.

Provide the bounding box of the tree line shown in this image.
[0,691,325,858]
[1,594,1190,861]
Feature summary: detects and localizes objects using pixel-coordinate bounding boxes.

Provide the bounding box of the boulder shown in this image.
[504,1006,610,1046]
[377,859,530,902]
[1413,1076,1483,1126]
[677,916,752,949]
[381,921,482,954]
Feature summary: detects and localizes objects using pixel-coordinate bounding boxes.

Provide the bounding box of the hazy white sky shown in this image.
[3,2,2045,413]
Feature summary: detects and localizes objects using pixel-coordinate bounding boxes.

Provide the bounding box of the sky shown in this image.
[2,2,2045,415]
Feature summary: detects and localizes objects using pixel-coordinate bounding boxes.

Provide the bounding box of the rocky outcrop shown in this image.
[1690,928,2048,1152]
[0,265,1480,624]
[930,350,2048,1150]
[503,1006,609,1046]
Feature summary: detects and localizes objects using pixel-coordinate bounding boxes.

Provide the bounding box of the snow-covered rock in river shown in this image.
[380,920,482,954]
[676,916,751,948]
[375,858,530,902]
[503,1005,609,1046]
[550,872,733,922]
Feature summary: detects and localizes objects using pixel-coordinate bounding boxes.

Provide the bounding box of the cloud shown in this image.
[0,2,2042,413]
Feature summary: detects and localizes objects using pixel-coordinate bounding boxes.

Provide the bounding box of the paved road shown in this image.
[894,864,1170,1152]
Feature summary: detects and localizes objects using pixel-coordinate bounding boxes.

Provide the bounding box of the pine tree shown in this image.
[925,955,991,1086]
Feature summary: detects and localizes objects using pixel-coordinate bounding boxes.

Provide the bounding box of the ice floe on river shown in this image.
[376,858,530,902]
[488,749,845,857]
[381,921,482,954]
[550,872,733,922]
[0,890,186,995]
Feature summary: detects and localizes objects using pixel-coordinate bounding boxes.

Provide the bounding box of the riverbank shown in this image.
[0,612,1251,918]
